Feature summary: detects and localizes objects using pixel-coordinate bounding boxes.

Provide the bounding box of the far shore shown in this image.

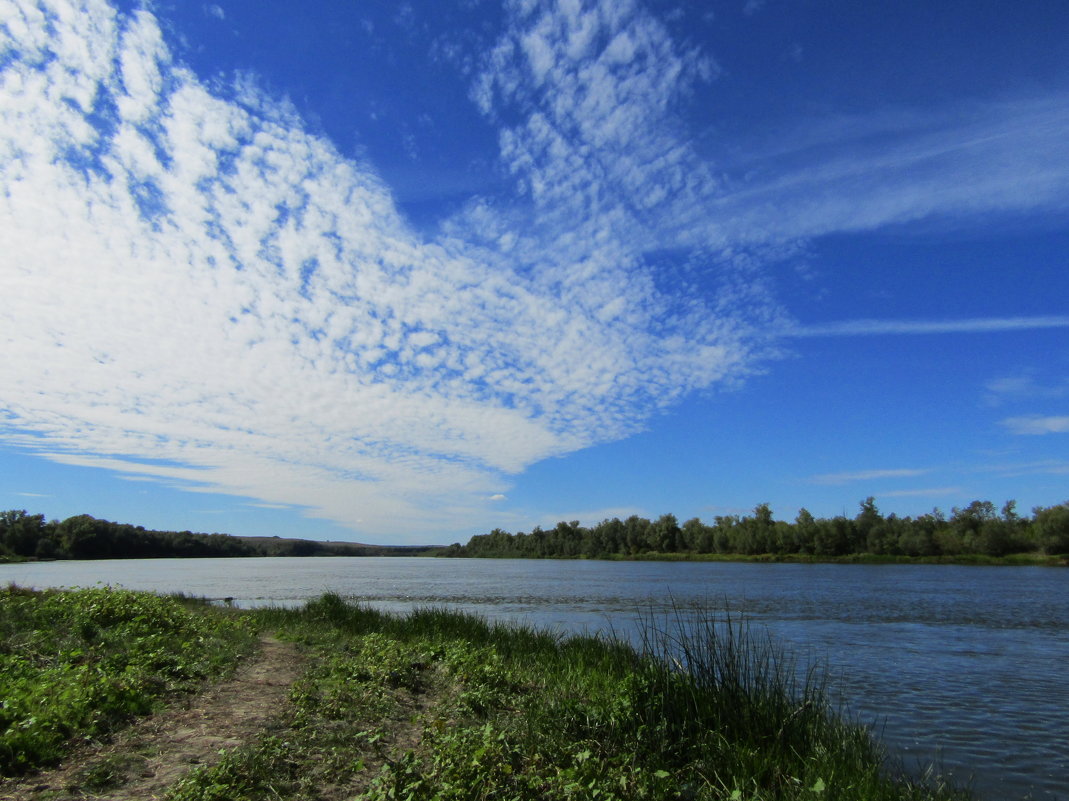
[438,550,1069,566]
[3,549,1066,567]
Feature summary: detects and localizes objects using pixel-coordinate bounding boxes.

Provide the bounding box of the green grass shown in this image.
[2,588,972,800]
[173,594,970,801]
[0,584,255,776]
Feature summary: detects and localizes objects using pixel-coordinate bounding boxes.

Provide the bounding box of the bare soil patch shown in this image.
[0,636,305,801]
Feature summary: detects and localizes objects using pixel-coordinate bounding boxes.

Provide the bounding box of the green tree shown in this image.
[1033,503,1069,554]
[794,508,817,554]
[950,500,998,552]
[855,497,883,547]
[681,517,713,553]
[623,515,651,554]
[650,513,681,553]
[0,510,46,557]
[737,504,775,554]
[712,515,737,553]
[898,512,941,556]
[56,514,105,558]
[813,516,854,556]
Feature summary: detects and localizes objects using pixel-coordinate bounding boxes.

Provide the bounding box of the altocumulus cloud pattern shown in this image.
[0,0,777,538]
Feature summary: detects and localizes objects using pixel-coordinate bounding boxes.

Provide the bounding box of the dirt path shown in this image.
[0,636,306,801]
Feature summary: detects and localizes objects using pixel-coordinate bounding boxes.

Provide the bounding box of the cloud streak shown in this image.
[1000,416,1069,436]
[786,316,1069,338]
[710,93,1069,244]
[808,468,931,486]
[880,487,963,499]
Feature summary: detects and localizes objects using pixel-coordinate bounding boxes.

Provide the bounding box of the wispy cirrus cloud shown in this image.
[881,487,963,499]
[465,1,1069,320]
[984,374,1069,406]
[808,468,931,485]
[786,316,1069,338]
[711,93,1069,244]
[975,459,1069,477]
[1000,416,1069,435]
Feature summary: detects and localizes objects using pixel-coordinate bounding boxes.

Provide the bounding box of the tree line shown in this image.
[0,510,433,561]
[444,498,1069,560]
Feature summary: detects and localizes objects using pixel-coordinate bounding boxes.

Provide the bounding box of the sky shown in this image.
[1,0,1067,545]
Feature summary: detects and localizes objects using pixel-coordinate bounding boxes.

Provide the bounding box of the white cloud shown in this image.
[742,0,766,16]
[1000,416,1069,436]
[881,487,963,499]
[786,316,1069,337]
[0,0,774,541]
[984,374,1069,406]
[808,468,930,485]
[477,4,1069,258]
[470,0,722,256]
[975,459,1069,477]
[710,94,1069,244]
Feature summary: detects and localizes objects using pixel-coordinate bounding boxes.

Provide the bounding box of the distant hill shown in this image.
[232,535,441,557]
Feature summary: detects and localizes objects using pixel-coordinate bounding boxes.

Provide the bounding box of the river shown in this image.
[2,557,1066,801]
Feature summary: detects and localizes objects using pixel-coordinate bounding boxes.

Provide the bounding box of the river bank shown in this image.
[4,550,1066,568]
[1,586,971,800]
[444,550,1069,566]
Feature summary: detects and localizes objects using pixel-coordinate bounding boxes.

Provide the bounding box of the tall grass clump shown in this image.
[253,591,391,638]
[618,604,914,798]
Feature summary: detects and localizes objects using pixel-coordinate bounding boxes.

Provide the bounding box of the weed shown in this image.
[0,586,255,777]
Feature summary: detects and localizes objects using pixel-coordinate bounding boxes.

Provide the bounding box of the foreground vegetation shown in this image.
[0,585,255,775]
[2,587,971,800]
[446,498,1069,561]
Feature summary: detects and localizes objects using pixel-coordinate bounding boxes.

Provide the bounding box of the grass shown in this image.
[0,584,255,776]
[2,587,973,800]
[175,594,970,801]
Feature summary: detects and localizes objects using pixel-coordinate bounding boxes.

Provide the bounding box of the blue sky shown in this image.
[1,0,1067,544]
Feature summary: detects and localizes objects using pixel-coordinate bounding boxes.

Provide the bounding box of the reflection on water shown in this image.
[2,557,1067,801]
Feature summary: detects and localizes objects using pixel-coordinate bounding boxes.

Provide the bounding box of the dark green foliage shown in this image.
[449,497,1061,561]
[1033,502,1069,554]
[0,586,254,776]
[166,736,302,801]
